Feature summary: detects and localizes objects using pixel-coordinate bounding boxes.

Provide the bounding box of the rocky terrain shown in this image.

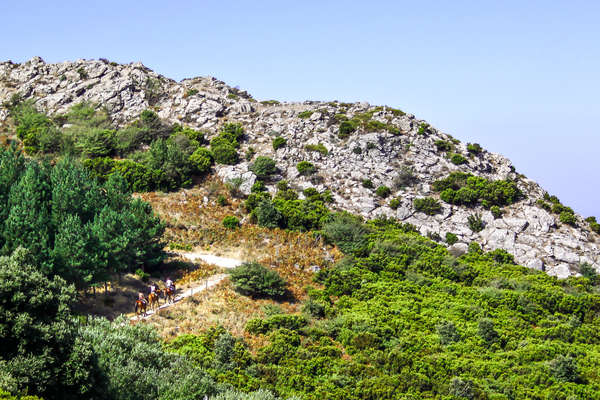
[0,56,597,278]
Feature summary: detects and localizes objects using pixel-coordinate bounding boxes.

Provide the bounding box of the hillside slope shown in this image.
[0,56,598,277]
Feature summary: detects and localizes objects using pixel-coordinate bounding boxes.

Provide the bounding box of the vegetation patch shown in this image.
[434,172,522,208]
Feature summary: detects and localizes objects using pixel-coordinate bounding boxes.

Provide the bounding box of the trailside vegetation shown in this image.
[433,172,522,208]
[167,217,600,399]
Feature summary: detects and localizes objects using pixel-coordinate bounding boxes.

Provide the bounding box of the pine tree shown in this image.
[2,162,53,272]
[0,145,26,248]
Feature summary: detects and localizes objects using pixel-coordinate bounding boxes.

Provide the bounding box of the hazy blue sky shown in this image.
[2,1,599,216]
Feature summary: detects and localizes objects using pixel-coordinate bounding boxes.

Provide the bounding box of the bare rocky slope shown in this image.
[0,56,598,278]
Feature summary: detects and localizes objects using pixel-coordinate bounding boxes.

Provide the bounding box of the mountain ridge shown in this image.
[0,56,597,278]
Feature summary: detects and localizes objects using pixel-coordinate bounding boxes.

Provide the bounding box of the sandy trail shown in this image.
[131,253,243,320]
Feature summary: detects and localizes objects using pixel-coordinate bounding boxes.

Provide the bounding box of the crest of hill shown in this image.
[0,56,598,278]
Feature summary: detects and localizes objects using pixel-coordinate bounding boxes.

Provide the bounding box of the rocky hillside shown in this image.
[0,56,597,278]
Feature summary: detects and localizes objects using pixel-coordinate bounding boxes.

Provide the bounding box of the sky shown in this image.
[2,0,599,216]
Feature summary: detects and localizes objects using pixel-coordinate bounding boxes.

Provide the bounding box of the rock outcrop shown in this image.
[1,57,598,277]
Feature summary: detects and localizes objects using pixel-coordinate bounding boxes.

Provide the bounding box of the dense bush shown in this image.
[296,161,316,176]
[322,212,370,255]
[361,179,374,189]
[389,198,400,209]
[467,143,483,155]
[375,185,391,198]
[298,110,313,119]
[445,232,458,245]
[434,140,452,152]
[212,144,239,165]
[392,166,417,189]
[449,153,467,165]
[305,143,328,156]
[189,147,214,174]
[413,197,442,215]
[434,172,522,208]
[560,210,577,226]
[249,156,277,180]
[229,262,287,298]
[222,215,240,229]
[272,136,287,150]
[490,205,503,219]
[338,120,357,138]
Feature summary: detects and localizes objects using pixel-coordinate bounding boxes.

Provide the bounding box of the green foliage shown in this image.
[229,262,287,298]
[212,144,239,165]
[467,213,485,232]
[434,172,522,207]
[175,218,600,399]
[296,161,316,176]
[245,147,256,161]
[249,156,277,180]
[261,100,280,105]
[190,147,214,174]
[352,145,362,154]
[375,185,391,198]
[0,248,102,399]
[449,152,467,165]
[361,179,374,189]
[467,143,483,155]
[490,205,503,219]
[246,314,308,335]
[413,197,442,215]
[436,320,461,345]
[434,140,452,152]
[253,199,283,229]
[560,210,577,226]
[272,136,287,151]
[185,88,199,97]
[322,213,370,255]
[304,143,328,156]
[298,110,314,119]
[389,198,400,209]
[10,100,60,153]
[251,180,267,193]
[445,232,458,245]
[223,215,240,229]
[417,122,429,135]
[338,120,357,138]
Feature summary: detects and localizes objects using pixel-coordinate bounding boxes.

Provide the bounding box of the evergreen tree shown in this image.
[2,162,53,273]
[0,145,25,248]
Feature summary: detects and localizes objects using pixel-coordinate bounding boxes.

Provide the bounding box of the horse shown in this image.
[164,286,175,304]
[135,299,147,318]
[148,291,160,311]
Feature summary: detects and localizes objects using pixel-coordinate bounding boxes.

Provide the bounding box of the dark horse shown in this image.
[135,299,147,318]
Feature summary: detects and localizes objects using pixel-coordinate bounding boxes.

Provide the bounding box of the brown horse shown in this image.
[148,291,160,311]
[164,286,175,304]
[135,299,147,318]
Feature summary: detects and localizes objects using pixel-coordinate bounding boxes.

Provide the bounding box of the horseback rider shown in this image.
[149,282,157,294]
[138,291,147,306]
[165,277,174,291]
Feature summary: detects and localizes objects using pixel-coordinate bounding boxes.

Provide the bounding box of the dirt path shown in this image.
[131,253,243,320]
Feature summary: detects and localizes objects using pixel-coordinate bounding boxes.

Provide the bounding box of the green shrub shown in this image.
[225,177,244,198]
[222,122,245,141]
[323,213,370,255]
[389,198,400,209]
[433,172,522,207]
[361,179,374,189]
[549,355,581,383]
[251,180,267,193]
[449,378,476,400]
[296,161,316,176]
[189,147,214,174]
[467,143,483,155]
[417,123,429,135]
[559,210,576,226]
[222,215,240,229]
[478,318,499,344]
[580,262,597,280]
[338,120,357,138]
[375,185,391,198]
[298,110,314,119]
[436,320,461,345]
[449,153,467,165]
[272,136,287,150]
[253,199,283,228]
[305,143,328,156]
[352,146,362,154]
[261,100,280,105]
[467,214,485,232]
[135,268,150,281]
[185,88,199,97]
[445,232,458,245]
[434,140,452,152]
[229,261,287,298]
[490,205,502,219]
[212,144,239,165]
[413,197,441,215]
[246,314,308,334]
[249,156,277,180]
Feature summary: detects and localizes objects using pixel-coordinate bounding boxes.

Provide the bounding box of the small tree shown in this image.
[229,262,287,298]
[249,156,277,180]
